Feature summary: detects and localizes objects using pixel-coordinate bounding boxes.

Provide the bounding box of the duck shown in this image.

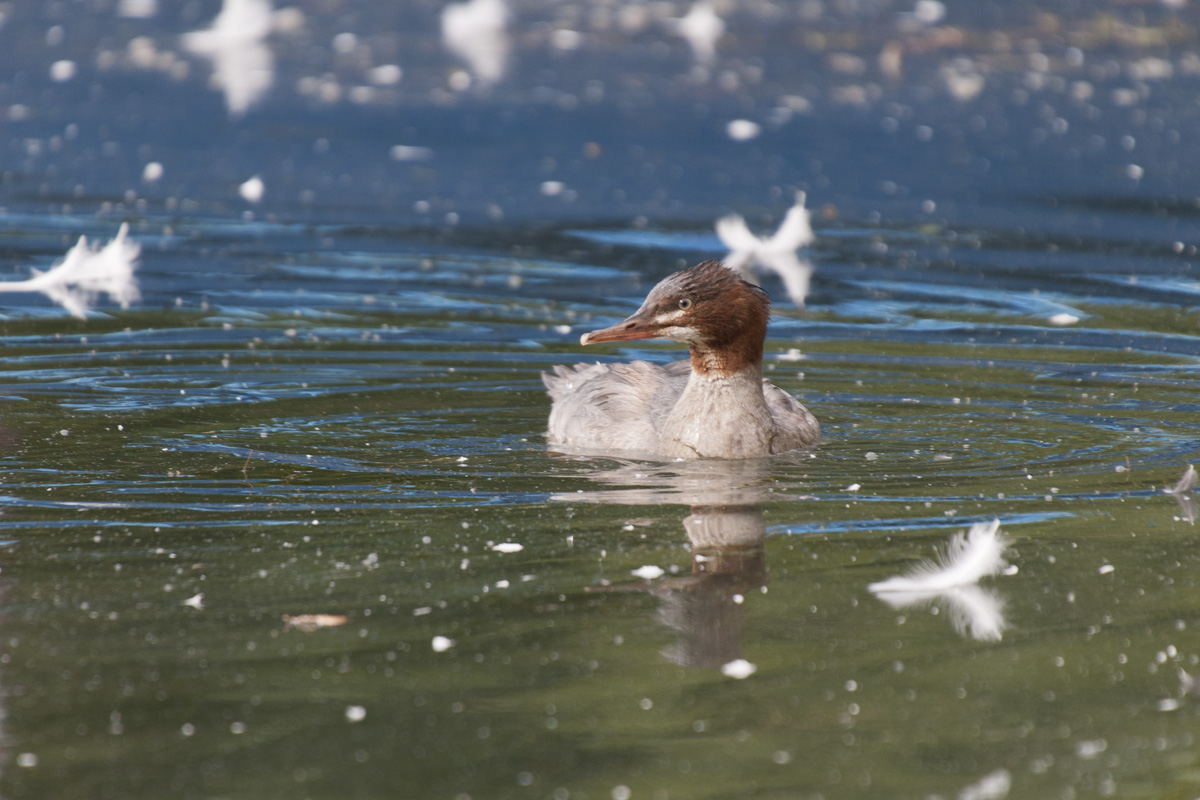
[543,259,819,459]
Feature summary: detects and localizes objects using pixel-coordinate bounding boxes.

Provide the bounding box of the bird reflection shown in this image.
[555,458,783,669]
[658,503,766,668]
[716,191,816,307]
[182,0,275,117]
[868,520,1013,642]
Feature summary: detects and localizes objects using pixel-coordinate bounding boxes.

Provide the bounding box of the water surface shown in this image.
[3,2,1200,798]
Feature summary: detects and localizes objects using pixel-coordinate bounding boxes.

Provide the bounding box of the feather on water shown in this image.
[0,224,140,318]
[869,519,1009,594]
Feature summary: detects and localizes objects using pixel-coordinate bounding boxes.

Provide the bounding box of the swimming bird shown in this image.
[544,260,819,459]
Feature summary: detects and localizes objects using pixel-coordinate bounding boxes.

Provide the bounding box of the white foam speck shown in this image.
[50,60,77,82]
[551,29,583,50]
[239,176,265,203]
[117,0,158,18]
[390,145,433,161]
[631,565,664,580]
[492,542,523,553]
[721,659,757,679]
[1048,312,1080,326]
[957,768,1011,800]
[726,119,761,141]
[432,635,455,652]
[370,64,403,85]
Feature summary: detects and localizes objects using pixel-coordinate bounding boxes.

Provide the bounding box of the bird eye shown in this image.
[678,298,692,310]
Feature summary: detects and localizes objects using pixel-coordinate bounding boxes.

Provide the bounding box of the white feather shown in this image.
[715,214,759,253]
[957,768,1012,800]
[181,0,275,117]
[943,584,1007,641]
[668,1,724,66]
[765,191,814,251]
[764,251,812,305]
[869,519,1009,594]
[0,224,141,318]
[873,583,1007,642]
[1168,464,1197,495]
[442,0,510,83]
[715,191,816,305]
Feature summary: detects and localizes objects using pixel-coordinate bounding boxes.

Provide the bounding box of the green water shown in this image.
[2,306,1198,799]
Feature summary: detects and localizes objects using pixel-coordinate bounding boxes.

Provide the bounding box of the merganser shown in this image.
[544,259,819,459]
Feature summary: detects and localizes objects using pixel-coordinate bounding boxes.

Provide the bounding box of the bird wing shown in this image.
[762,380,820,452]
[544,361,689,454]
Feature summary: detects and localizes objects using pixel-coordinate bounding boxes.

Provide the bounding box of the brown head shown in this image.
[580,259,770,376]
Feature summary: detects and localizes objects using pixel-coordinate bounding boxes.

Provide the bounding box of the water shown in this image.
[3,1,1200,798]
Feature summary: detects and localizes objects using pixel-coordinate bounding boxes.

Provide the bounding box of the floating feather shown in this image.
[667,2,725,67]
[1167,464,1197,496]
[0,224,140,318]
[869,520,1012,641]
[941,584,1007,642]
[716,190,815,306]
[869,519,1009,594]
[442,0,510,84]
[182,0,275,117]
[872,582,1008,642]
